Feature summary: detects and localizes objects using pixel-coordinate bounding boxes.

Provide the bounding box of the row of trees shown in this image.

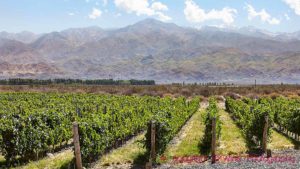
[0,78,155,85]
[172,82,235,86]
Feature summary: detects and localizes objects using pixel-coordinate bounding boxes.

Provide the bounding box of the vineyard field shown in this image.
[225,97,300,149]
[0,93,200,167]
[0,93,300,169]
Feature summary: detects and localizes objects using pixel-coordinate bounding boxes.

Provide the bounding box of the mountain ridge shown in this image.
[0,19,300,84]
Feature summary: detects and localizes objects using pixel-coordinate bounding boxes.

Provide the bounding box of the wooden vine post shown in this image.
[211,117,216,164]
[151,121,156,162]
[73,122,83,169]
[146,121,156,169]
[262,115,269,154]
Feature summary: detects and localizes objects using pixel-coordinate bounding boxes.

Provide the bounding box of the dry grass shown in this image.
[5,133,147,169]
[219,109,295,153]
[162,105,296,159]
[0,155,5,165]
[269,130,295,150]
[217,109,248,155]
[13,149,74,169]
[0,84,299,98]
[164,109,205,158]
[94,132,146,168]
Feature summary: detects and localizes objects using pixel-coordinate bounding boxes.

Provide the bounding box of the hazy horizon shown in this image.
[1,0,300,33]
[1,18,300,35]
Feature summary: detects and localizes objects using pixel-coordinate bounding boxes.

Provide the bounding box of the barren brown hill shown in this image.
[1,19,300,83]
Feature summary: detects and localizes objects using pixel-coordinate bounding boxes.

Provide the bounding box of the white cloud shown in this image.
[268,18,281,25]
[245,4,280,25]
[68,12,75,16]
[184,0,237,25]
[285,13,291,20]
[114,0,154,16]
[156,12,171,21]
[89,8,102,19]
[114,0,171,21]
[283,0,300,15]
[151,2,168,11]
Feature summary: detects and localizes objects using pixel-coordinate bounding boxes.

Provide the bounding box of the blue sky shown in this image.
[1,0,300,33]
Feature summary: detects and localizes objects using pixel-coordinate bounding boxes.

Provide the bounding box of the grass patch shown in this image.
[217,109,248,155]
[164,109,205,157]
[94,132,147,167]
[0,155,4,161]
[0,155,5,166]
[269,129,295,150]
[220,109,295,154]
[13,149,74,169]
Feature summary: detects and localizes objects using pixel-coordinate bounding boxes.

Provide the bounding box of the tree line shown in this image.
[0,78,155,85]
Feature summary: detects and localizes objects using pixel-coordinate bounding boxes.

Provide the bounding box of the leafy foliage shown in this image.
[271,97,300,136]
[0,93,74,165]
[144,97,200,159]
[225,97,274,147]
[200,97,221,154]
[77,95,158,162]
[0,93,199,166]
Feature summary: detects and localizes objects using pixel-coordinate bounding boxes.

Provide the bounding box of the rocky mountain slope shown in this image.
[1,19,300,84]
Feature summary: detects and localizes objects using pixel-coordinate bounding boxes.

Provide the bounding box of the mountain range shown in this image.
[1,19,300,84]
